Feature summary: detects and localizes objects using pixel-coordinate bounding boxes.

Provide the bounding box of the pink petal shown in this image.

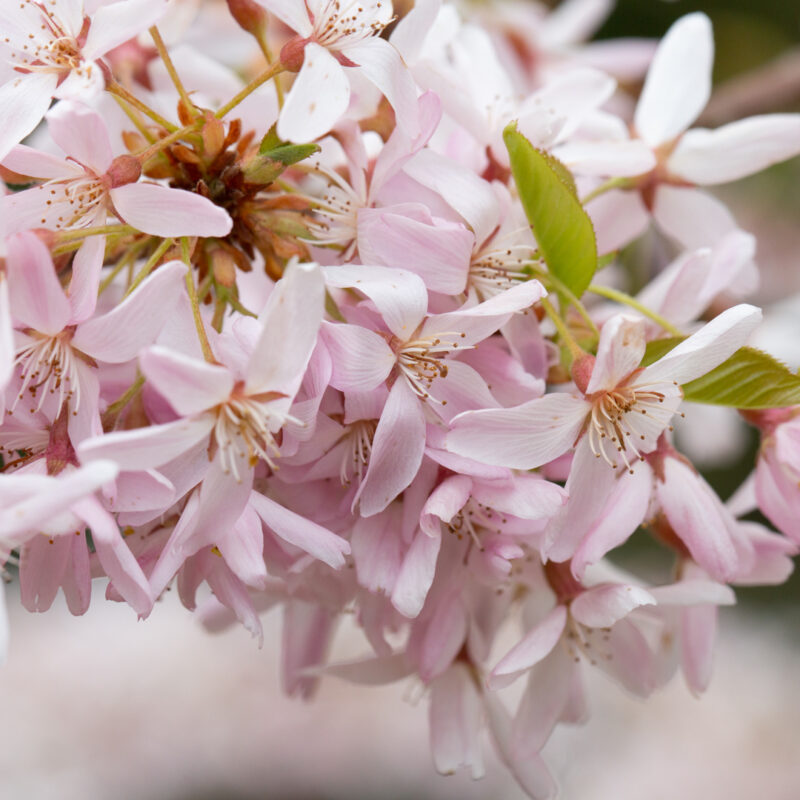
[653,185,739,250]
[555,138,656,177]
[638,303,761,386]
[391,528,442,618]
[6,231,71,334]
[246,261,324,396]
[420,475,473,537]
[110,183,232,237]
[447,393,589,470]
[0,276,13,393]
[73,496,152,616]
[471,475,567,521]
[20,535,72,613]
[78,417,215,470]
[67,234,107,321]
[403,149,499,245]
[571,461,653,578]
[680,604,717,695]
[357,206,472,295]
[320,322,395,392]
[489,605,568,689]
[668,114,800,185]
[251,0,312,35]
[648,580,735,606]
[429,664,485,779]
[657,457,739,581]
[323,264,428,339]
[571,583,656,628]
[46,102,113,174]
[250,492,350,568]
[421,280,547,345]
[634,12,713,147]
[277,43,349,142]
[0,72,58,161]
[2,144,82,180]
[140,346,233,416]
[73,261,187,361]
[82,0,171,59]
[586,313,647,393]
[355,378,426,517]
[420,594,469,682]
[345,37,420,137]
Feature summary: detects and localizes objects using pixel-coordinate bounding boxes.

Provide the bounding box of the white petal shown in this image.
[83,0,171,59]
[320,322,395,392]
[639,304,762,386]
[668,114,800,185]
[634,13,713,146]
[0,73,57,162]
[110,183,232,237]
[277,43,350,143]
[586,314,647,393]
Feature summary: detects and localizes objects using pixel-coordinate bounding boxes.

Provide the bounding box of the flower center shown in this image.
[395,331,469,401]
[5,2,88,77]
[446,498,507,550]
[311,0,390,51]
[338,419,376,486]
[12,332,82,417]
[305,166,363,254]
[587,384,677,472]
[40,174,108,230]
[213,394,285,481]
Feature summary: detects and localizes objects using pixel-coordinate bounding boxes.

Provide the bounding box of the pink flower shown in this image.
[0,0,170,160]
[3,103,232,240]
[4,231,187,442]
[255,0,420,141]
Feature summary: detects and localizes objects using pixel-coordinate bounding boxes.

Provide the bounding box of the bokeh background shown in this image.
[3,1,800,798]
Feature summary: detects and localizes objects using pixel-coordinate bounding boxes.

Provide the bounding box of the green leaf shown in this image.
[503,122,598,299]
[682,347,800,409]
[640,337,683,367]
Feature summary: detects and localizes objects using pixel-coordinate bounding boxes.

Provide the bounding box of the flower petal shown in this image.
[110,183,232,237]
[277,43,350,142]
[320,321,395,392]
[0,72,57,162]
[586,314,647,394]
[668,114,800,185]
[634,12,713,147]
[488,605,567,690]
[447,394,589,470]
[46,102,113,174]
[571,583,656,628]
[82,0,171,59]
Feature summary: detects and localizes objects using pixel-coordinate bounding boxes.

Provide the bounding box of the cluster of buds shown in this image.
[1,1,799,796]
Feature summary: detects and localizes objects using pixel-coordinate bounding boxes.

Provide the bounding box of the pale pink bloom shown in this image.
[79,262,349,577]
[254,0,419,142]
[594,13,800,253]
[0,0,170,160]
[3,103,232,240]
[448,305,761,473]
[0,459,152,616]
[749,409,800,543]
[321,265,545,515]
[4,231,187,442]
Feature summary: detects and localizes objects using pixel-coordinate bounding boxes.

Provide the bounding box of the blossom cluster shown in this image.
[1,0,799,795]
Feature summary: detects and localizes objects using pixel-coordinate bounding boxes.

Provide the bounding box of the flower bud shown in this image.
[226,0,269,38]
[106,155,142,188]
[570,353,596,395]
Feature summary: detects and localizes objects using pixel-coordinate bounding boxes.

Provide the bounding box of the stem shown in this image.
[105,373,145,419]
[580,176,630,206]
[99,240,149,295]
[528,264,599,338]
[107,80,178,132]
[136,123,201,163]
[586,284,683,336]
[150,26,196,113]
[182,238,216,363]
[113,93,158,144]
[215,61,284,119]
[540,296,584,360]
[56,223,135,244]
[254,36,285,108]
[125,238,173,296]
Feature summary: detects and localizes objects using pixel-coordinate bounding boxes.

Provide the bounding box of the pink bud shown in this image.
[570,353,595,395]
[226,0,269,36]
[106,155,142,188]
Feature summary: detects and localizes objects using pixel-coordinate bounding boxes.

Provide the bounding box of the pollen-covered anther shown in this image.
[587,384,673,472]
[395,331,471,402]
[338,419,377,486]
[213,394,293,481]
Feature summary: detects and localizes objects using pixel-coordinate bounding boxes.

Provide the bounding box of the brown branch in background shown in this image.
[699,46,800,126]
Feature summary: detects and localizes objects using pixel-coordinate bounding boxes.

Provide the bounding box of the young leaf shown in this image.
[682,347,800,408]
[503,122,598,299]
[641,337,683,367]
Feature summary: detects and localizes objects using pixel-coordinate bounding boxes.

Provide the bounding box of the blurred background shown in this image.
[3,1,800,798]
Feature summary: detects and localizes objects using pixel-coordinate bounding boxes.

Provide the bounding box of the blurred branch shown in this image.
[700,46,800,126]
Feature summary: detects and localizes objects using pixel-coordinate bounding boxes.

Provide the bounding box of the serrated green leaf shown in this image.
[682,347,800,408]
[503,122,598,299]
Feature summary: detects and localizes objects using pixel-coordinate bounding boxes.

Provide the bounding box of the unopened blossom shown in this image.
[0,0,170,160]
[254,0,419,142]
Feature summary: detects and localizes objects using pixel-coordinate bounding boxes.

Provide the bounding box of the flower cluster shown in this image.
[1,1,799,795]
